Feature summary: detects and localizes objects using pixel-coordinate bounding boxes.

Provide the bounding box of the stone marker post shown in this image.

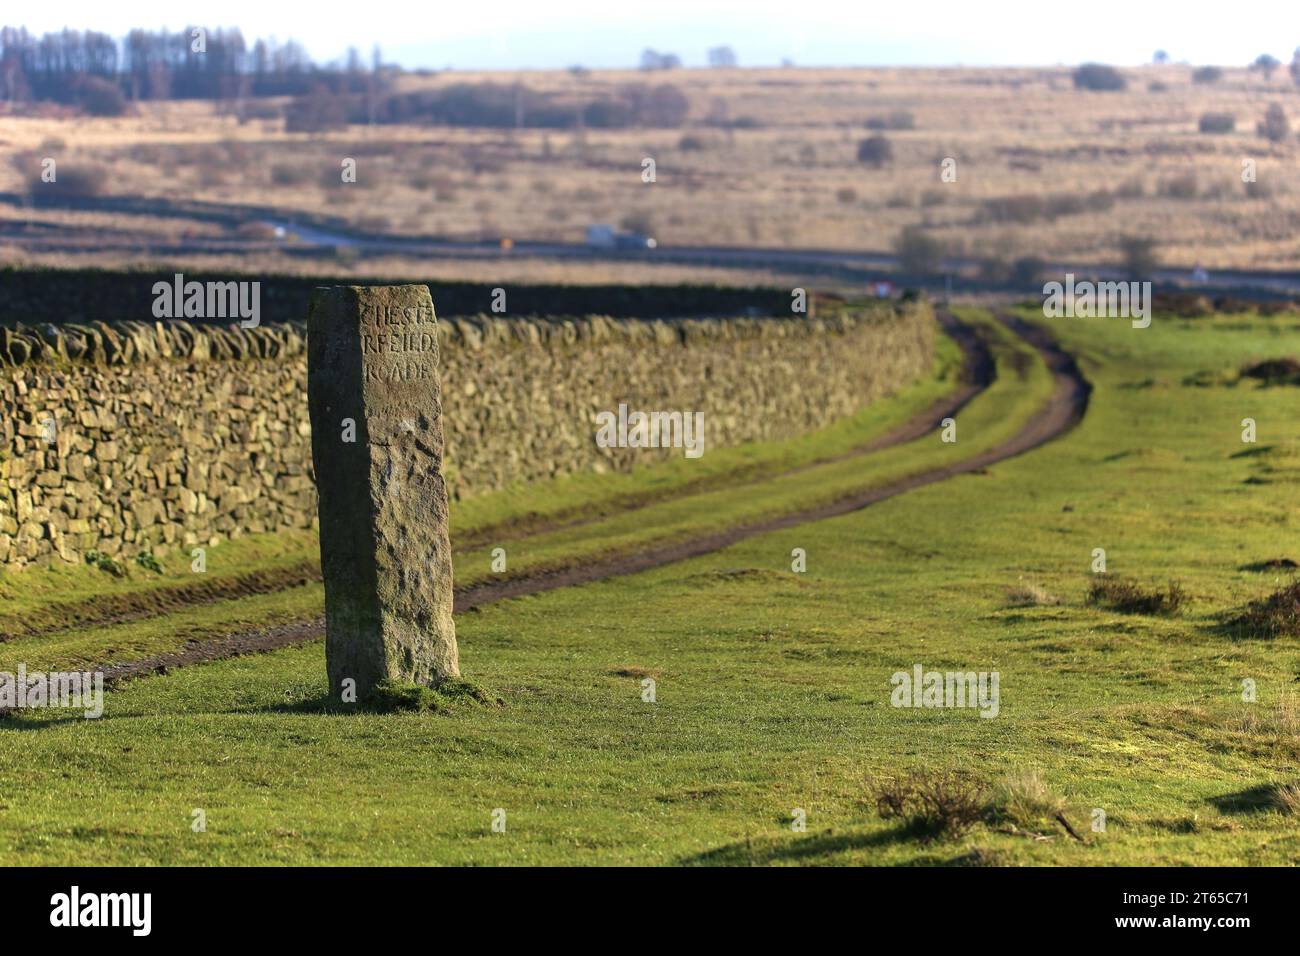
[306,285,459,700]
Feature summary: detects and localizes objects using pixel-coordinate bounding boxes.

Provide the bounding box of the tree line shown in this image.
[0,26,376,110]
[0,25,693,130]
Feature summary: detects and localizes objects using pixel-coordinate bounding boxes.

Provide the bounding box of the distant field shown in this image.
[2,64,1299,279]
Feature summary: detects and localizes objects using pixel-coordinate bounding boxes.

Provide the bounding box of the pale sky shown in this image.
[7,1,1298,70]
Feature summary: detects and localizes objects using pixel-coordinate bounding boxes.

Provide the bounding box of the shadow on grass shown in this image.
[1208,783,1294,815]
[681,825,940,866]
[1212,580,1300,641]
[266,678,504,716]
[0,678,504,730]
[0,711,100,731]
[1237,558,1298,573]
[1229,444,1277,459]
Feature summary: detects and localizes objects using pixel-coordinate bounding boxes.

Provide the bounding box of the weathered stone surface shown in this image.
[307,285,459,698]
[0,302,933,570]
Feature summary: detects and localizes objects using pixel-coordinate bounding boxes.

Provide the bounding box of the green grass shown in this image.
[3,307,1300,865]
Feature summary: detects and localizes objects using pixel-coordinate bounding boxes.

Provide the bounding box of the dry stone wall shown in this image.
[0,304,933,569]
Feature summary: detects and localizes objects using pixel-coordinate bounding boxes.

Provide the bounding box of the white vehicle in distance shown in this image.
[586,224,657,250]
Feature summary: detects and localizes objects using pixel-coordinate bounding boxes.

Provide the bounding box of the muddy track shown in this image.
[14,311,1089,690]
[91,617,329,687]
[0,561,322,643]
[0,618,329,711]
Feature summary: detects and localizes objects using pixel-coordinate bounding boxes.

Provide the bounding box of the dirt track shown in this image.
[0,561,322,643]
[10,310,1089,693]
[452,311,1087,611]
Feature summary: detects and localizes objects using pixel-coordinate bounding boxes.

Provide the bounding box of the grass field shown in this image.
[2,304,1299,864]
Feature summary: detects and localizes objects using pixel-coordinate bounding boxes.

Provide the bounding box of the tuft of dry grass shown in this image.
[1005,581,1060,607]
[609,665,660,679]
[1225,581,1300,639]
[1274,783,1300,815]
[1228,693,1300,739]
[873,769,1083,841]
[1087,577,1186,616]
[872,770,986,839]
[986,770,1069,830]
